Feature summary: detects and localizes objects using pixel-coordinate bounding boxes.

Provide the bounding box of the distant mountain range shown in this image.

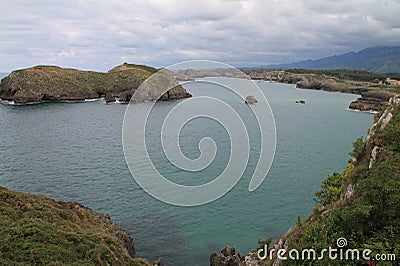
[271,46,400,74]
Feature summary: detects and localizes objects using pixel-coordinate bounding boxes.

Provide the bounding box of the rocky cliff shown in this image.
[267,96,399,266]
[0,63,191,104]
[0,186,151,265]
[211,95,400,266]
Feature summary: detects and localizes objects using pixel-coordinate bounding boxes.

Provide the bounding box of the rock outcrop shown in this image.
[212,96,400,266]
[244,95,258,104]
[349,91,395,112]
[0,186,151,265]
[0,63,191,104]
[295,99,306,104]
[210,246,245,266]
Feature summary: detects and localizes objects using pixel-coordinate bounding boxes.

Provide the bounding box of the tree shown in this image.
[314,172,343,206]
[348,136,365,161]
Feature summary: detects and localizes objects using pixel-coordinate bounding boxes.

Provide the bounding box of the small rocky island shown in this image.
[244,95,258,104]
[0,63,191,104]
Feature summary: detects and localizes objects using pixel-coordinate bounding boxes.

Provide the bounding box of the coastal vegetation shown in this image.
[247,68,400,94]
[0,186,151,265]
[253,100,400,265]
[0,63,191,104]
[247,68,400,111]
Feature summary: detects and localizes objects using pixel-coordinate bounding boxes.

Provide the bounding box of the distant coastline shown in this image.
[247,69,398,112]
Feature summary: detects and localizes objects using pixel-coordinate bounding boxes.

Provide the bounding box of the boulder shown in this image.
[210,246,245,266]
[105,94,115,103]
[245,95,258,104]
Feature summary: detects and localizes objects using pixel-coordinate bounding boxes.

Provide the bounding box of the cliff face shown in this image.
[210,95,400,266]
[244,96,400,266]
[0,186,151,265]
[0,64,191,104]
[348,91,394,112]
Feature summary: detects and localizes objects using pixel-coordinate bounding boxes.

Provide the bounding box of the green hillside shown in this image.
[0,186,151,266]
[0,63,191,104]
[253,99,400,265]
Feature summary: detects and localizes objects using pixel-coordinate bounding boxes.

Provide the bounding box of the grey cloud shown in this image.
[0,0,399,72]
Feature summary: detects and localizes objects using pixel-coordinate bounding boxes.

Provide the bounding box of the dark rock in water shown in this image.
[154,257,163,266]
[105,94,115,103]
[245,95,258,104]
[295,99,306,104]
[210,245,245,266]
[118,92,133,102]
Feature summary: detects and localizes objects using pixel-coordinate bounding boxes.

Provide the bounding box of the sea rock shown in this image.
[210,246,245,266]
[118,92,133,102]
[295,99,306,104]
[245,95,258,104]
[154,258,163,266]
[105,94,116,103]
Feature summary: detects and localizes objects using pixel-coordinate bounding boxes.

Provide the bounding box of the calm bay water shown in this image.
[0,79,373,265]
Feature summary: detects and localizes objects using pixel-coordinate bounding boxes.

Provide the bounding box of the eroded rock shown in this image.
[245,95,258,104]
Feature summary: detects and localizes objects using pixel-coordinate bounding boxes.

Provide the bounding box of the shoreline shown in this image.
[249,76,395,112]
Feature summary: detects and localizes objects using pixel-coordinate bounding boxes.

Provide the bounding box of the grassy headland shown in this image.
[0,186,151,265]
[0,63,191,104]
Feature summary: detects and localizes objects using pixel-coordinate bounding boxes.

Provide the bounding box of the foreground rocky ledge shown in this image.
[0,186,151,265]
[0,63,191,104]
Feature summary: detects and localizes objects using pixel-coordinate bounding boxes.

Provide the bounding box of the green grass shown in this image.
[254,103,400,265]
[284,104,400,265]
[108,63,158,74]
[0,187,151,265]
[0,63,190,104]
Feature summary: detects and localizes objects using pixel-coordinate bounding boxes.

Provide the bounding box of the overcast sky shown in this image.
[1,0,400,72]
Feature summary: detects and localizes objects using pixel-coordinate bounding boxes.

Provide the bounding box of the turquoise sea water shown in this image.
[0,79,373,265]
